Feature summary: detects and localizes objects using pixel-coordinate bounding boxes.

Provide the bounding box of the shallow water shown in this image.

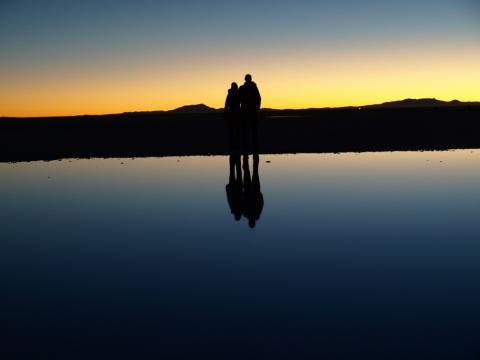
[2,151,480,359]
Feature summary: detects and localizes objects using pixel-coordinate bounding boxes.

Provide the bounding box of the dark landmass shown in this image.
[168,104,219,114]
[363,98,480,109]
[1,99,480,162]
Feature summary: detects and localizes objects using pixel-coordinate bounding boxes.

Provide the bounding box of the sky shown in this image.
[0,0,479,117]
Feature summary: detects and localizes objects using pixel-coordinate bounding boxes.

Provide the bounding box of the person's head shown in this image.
[245,74,252,83]
[231,82,238,91]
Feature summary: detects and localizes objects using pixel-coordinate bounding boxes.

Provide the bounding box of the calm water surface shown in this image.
[2,151,480,359]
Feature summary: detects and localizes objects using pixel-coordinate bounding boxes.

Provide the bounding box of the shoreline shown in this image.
[2,107,480,163]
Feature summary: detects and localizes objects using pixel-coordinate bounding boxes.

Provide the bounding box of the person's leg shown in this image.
[242,116,250,155]
[229,154,236,184]
[251,112,259,153]
[242,154,251,189]
[233,116,241,152]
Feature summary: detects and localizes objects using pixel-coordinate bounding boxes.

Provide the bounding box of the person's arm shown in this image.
[238,87,243,109]
[255,87,261,110]
[225,94,230,113]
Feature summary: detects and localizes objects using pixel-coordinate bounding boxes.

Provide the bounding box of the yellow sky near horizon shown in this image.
[1,43,479,117]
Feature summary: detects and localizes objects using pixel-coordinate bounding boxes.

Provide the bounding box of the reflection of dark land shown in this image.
[2,107,480,162]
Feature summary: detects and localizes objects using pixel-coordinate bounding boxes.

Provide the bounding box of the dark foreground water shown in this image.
[2,151,480,359]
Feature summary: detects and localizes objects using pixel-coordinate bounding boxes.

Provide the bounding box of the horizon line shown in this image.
[2,97,480,119]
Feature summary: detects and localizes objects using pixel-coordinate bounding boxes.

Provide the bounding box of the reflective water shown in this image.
[2,151,480,359]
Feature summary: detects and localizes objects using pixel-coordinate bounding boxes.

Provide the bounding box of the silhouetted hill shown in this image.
[169,104,218,114]
[364,98,480,109]
[4,99,480,120]
[261,99,480,112]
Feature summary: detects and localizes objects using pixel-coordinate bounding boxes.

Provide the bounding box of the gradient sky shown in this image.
[1,0,479,116]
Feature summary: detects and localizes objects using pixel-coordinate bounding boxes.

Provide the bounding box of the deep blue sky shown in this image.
[1,0,477,52]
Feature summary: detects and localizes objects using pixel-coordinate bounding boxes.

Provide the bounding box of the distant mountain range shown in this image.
[168,104,219,114]
[3,99,479,119]
[164,99,480,114]
[362,98,480,109]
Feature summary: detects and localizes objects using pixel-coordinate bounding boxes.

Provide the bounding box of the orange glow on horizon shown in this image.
[1,43,479,117]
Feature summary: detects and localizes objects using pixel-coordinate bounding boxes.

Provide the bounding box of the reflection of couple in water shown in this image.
[225,74,264,228]
[226,153,263,228]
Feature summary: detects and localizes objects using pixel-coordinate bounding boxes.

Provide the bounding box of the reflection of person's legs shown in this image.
[243,155,251,192]
[229,154,236,184]
[227,153,243,222]
[234,154,242,185]
[252,154,260,192]
[230,150,242,177]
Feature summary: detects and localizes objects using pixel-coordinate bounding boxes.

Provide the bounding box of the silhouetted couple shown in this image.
[225,74,261,154]
[226,153,263,228]
[225,74,263,227]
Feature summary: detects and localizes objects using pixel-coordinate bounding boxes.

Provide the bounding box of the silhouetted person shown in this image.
[226,153,242,221]
[225,82,241,152]
[239,74,261,154]
[242,154,264,228]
